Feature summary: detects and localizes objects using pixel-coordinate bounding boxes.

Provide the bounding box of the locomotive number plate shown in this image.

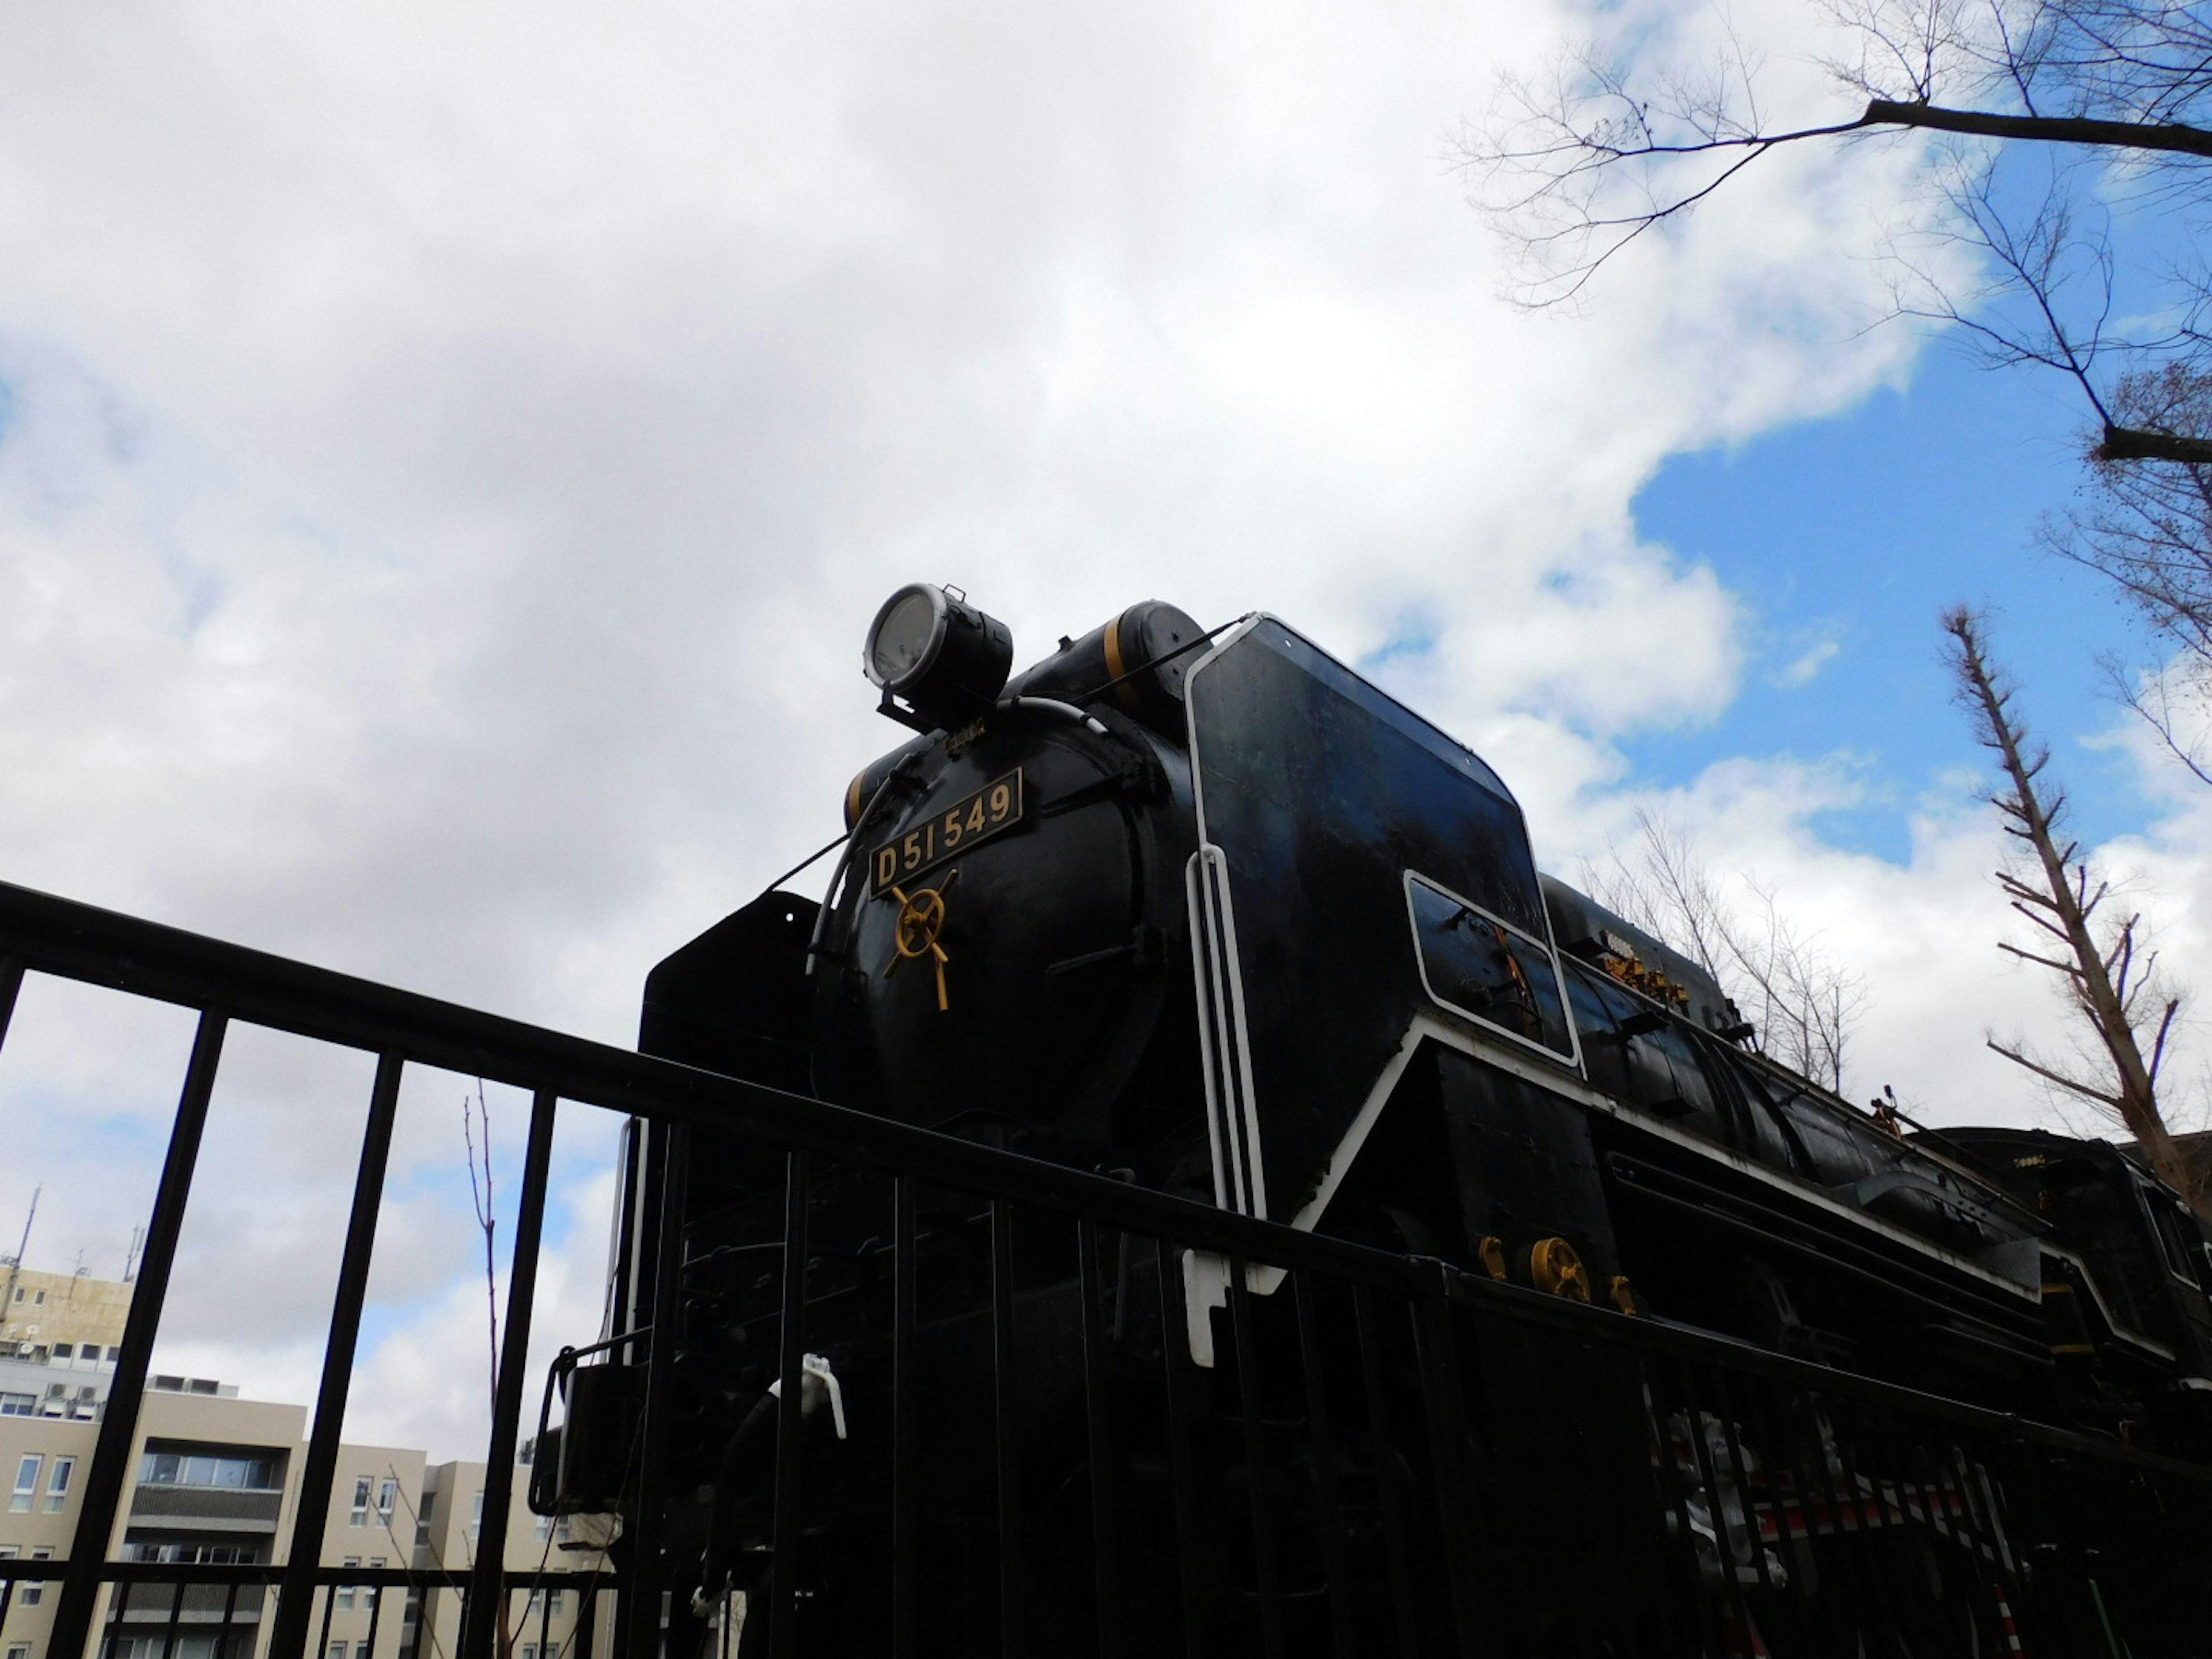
[871,768,1025,895]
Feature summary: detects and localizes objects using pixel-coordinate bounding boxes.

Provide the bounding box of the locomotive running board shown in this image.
[1177,1007,2042,1367]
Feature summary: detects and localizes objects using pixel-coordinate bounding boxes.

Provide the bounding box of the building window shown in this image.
[10,1454,40,1512]
[365,1556,385,1610]
[30,1291,42,1306]
[470,1490,483,1534]
[377,1478,396,1521]
[22,1546,52,1606]
[337,1557,359,1608]
[546,1589,564,1618]
[6,1643,27,1659]
[46,1454,73,1512]
[327,1645,348,1659]
[350,1475,371,1527]
[51,1343,70,1360]
[0,1393,33,1416]
[124,1542,257,1565]
[137,1450,279,1490]
[535,1512,552,1541]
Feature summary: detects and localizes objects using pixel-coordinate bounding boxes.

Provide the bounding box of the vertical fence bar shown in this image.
[891,1174,918,1659]
[109,1577,134,1659]
[364,1570,387,1658]
[1707,1370,1783,1599]
[217,1577,240,1659]
[50,1010,228,1659]
[1679,1358,1761,1657]
[1407,1284,1482,1659]
[1224,1260,1284,1659]
[1075,1219,1120,1659]
[1154,1240,1212,1659]
[574,1575,600,1659]
[160,1580,186,1659]
[459,1090,560,1659]
[1350,1285,1418,1659]
[270,1051,406,1659]
[768,1150,812,1659]
[990,1199,1024,1659]
[616,1120,690,1659]
[1291,1273,1355,1659]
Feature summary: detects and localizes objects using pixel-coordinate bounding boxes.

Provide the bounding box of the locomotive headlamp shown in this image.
[863,583,1014,730]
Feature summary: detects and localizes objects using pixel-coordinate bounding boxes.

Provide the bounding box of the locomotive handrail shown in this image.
[6,873,2212,1491]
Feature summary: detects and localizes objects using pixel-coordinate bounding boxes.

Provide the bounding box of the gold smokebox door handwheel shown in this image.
[1528,1236,1592,1302]
[884,868,959,1012]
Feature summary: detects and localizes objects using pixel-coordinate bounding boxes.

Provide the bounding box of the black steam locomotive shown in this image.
[550,588,2212,1648]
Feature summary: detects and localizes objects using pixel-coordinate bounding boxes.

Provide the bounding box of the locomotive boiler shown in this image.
[546,586,2212,1654]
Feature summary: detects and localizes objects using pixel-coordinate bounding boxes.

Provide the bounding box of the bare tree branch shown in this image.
[1591,807,1865,1092]
[1944,607,2205,1211]
[1467,0,2212,680]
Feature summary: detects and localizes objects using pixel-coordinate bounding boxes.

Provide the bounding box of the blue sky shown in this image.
[1627,344,2157,861]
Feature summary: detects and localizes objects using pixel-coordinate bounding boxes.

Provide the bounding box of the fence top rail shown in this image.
[0,878,1421,1281]
[7,878,2212,1487]
[0,1562,607,1589]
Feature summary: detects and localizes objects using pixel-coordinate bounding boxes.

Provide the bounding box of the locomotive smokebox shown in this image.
[863,582,1014,731]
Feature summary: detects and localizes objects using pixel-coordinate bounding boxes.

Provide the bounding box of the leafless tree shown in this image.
[1941,607,2203,1206]
[1463,0,2212,464]
[2037,363,2212,778]
[462,1082,521,1656]
[1467,0,2212,779]
[1593,806,1866,1092]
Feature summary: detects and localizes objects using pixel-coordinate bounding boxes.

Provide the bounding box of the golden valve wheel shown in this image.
[1528,1236,1592,1302]
[884,868,959,1012]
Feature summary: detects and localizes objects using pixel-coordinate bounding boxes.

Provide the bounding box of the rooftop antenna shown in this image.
[1,1185,39,1332]
[123,1225,145,1284]
[7,1186,35,1268]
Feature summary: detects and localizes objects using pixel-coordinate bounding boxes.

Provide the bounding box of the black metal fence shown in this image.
[2,876,2210,1659]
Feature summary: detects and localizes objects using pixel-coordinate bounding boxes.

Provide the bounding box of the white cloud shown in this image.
[1777,638,1842,687]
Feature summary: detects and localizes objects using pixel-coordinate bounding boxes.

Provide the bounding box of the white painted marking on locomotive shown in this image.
[1185,853,1234,1218]
[1205,849,1269,1221]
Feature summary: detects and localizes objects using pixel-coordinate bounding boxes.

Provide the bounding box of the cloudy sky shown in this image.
[0,0,2204,1461]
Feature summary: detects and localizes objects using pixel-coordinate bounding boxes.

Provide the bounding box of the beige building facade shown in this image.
[0,1273,608,1659]
[1,1271,132,1363]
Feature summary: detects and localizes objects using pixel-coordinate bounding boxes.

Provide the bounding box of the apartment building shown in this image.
[0,1266,608,1659]
[0,1386,321,1659]
[0,1270,132,1427]
[0,1397,607,1659]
